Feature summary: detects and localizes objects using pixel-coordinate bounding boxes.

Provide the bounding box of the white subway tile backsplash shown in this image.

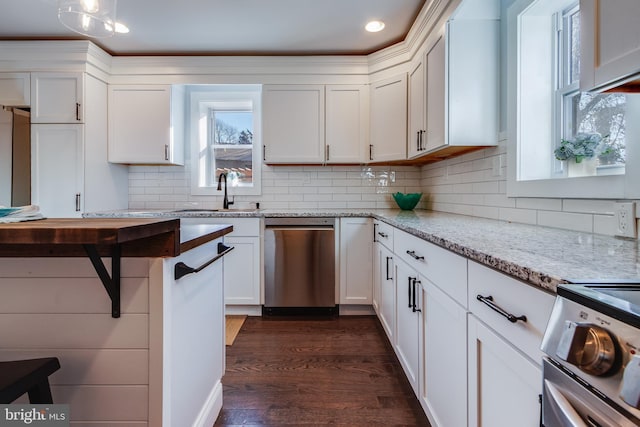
[562,199,616,215]
[538,211,593,233]
[515,198,562,211]
[499,208,538,225]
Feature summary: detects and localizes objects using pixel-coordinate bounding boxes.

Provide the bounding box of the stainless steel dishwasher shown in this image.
[264,217,336,315]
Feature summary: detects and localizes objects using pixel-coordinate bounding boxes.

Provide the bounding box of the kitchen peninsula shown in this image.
[0,218,233,427]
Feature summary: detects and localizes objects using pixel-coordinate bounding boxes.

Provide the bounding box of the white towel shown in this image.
[0,205,45,223]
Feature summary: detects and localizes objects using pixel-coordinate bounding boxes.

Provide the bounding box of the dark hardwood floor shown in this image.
[214,316,430,427]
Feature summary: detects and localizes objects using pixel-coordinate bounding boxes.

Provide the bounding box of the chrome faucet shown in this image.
[217,173,234,209]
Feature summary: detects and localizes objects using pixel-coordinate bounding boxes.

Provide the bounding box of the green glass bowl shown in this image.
[392,192,422,210]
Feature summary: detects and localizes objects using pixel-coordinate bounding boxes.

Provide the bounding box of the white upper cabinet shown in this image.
[262,85,325,163]
[408,59,426,159]
[424,35,446,153]
[31,72,84,123]
[108,84,185,165]
[370,74,407,162]
[0,73,30,106]
[31,124,84,217]
[580,0,640,91]
[325,85,369,164]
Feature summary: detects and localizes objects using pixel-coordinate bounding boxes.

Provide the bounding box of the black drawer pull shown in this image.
[378,231,389,238]
[476,294,527,323]
[406,250,424,260]
[385,256,392,280]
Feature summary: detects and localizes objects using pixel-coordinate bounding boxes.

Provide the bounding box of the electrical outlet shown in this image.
[615,202,637,239]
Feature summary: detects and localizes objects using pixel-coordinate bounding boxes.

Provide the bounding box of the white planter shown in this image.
[567,159,597,177]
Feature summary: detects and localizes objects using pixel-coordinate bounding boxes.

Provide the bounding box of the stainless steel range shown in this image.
[541,282,640,426]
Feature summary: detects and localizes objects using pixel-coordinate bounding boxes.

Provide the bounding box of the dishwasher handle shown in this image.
[174,242,234,280]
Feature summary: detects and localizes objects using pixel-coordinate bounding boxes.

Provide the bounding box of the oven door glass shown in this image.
[543,359,637,427]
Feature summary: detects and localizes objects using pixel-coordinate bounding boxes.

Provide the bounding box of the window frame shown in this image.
[188,85,262,196]
[506,0,639,199]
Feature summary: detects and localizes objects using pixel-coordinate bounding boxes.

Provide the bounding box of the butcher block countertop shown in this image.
[0,218,233,257]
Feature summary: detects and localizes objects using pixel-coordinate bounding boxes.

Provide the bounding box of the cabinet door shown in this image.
[31,124,84,217]
[369,75,407,162]
[468,315,542,427]
[394,258,422,395]
[31,72,83,123]
[424,36,446,152]
[263,85,325,163]
[422,280,467,427]
[581,0,640,91]
[108,85,177,165]
[378,244,395,343]
[339,217,373,305]
[407,59,425,159]
[372,242,382,314]
[0,73,30,106]
[325,85,368,163]
[223,236,261,305]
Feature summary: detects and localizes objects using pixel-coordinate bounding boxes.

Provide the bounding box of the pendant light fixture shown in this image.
[57,0,118,38]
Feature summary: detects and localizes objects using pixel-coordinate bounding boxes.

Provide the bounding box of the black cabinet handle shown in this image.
[377,231,388,238]
[75,193,81,212]
[406,250,425,261]
[413,279,422,313]
[263,145,266,162]
[408,276,413,309]
[76,102,81,121]
[476,294,527,323]
[385,257,392,280]
[369,144,373,161]
[174,242,234,280]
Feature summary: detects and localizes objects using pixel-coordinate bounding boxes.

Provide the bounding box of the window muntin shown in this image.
[209,110,254,188]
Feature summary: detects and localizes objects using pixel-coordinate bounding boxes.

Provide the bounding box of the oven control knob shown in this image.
[621,355,640,409]
[555,321,617,376]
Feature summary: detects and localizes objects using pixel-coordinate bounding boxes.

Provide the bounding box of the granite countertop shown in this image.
[85,208,640,292]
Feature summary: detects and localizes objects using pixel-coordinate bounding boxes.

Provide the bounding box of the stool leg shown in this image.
[27,378,53,404]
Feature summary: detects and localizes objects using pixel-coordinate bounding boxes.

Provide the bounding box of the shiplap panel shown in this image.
[52,385,148,421]
[0,314,148,348]
[0,258,151,278]
[0,349,148,384]
[0,277,149,313]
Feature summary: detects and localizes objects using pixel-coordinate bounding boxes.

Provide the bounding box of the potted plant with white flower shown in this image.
[554,132,612,177]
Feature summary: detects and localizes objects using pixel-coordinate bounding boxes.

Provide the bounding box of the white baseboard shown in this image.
[225,305,262,316]
[339,305,375,315]
[193,380,223,427]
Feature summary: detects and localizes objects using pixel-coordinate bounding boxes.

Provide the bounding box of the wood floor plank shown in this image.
[214,316,430,426]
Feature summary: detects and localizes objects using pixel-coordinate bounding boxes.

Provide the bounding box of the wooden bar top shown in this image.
[0,218,233,257]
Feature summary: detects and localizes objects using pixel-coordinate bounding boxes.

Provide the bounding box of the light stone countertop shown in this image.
[85,208,640,293]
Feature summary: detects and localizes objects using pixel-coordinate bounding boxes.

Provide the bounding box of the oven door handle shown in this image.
[544,380,588,427]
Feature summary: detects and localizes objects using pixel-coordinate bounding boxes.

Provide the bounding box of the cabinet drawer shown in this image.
[394,229,467,307]
[373,220,394,250]
[468,261,555,366]
[180,217,260,237]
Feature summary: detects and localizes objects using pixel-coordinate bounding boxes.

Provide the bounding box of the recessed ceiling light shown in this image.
[365,20,385,33]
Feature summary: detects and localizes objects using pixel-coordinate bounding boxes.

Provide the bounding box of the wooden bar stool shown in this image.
[0,357,61,404]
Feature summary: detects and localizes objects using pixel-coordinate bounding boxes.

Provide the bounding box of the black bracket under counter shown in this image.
[84,244,121,318]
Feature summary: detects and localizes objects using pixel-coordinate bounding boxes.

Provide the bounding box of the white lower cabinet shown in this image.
[377,243,395,342]
[180,218,261,310]
[467,315,542,427]
[394,258,422,395]
[421,279,467,427]
[339,217,373,305]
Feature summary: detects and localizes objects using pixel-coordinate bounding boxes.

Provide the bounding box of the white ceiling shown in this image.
[0,0,425,56]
